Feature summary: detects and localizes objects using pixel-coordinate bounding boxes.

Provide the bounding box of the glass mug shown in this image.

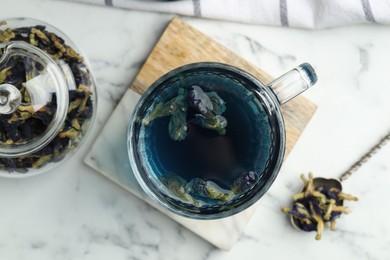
[128,62,317,219]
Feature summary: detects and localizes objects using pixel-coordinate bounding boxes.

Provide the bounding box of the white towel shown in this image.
[59,0,390,29]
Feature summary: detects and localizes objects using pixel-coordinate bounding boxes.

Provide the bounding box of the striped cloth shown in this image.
[61,0,390,29]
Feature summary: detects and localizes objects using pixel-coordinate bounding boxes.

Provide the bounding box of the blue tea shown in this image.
[134,68,281,209]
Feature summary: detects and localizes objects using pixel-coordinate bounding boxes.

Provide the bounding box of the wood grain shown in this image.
[131,17,317,156]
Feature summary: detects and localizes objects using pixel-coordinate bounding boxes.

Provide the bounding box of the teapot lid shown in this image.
[0,35,69,157]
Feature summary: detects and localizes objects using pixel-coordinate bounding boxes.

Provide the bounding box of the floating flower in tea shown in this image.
[143,85,228,141]
[141,84,263,206]
[186,178,234,202]
[231,171,259,193]
[187,85,213,114]
[187,86,227,135]
[142,88,188,125]
[205,91,226,115]
[189,114,227,135]
[160,172,198,206]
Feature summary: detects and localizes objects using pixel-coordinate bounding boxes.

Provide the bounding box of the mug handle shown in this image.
[267,63,317,105]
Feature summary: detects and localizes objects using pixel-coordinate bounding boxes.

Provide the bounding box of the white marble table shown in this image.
[1,0,390,259]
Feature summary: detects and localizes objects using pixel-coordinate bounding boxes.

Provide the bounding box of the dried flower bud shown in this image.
[282,173,358,240]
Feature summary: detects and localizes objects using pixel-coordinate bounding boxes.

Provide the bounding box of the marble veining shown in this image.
[0,0,390,259]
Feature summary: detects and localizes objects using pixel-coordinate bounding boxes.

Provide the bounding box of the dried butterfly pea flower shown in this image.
[281,206,310,223]
[298,220,317,232]
[331,205,351,214]
[0,67,11,84]
[71,118,81,130]
[31,28,49,43]
[0,158,18,171]
[50,33,66,53]
[282,173,358,240]
[311,191,327,204]
[309,201,325,240]
[0,23,94,172]
[65,46,83,62]
[304,172,315,195]
[323,199,336,220]
[29,33,38,46]
[59,128,78,140]
[0,28,15,43]
[337,192,358,201]
[20,123,32,139]
[307,196,324,216]
[330,219,337,231]
[283,202,317,231]
[25,60,40,81]
[295,203,312,219]
[316,186,339,201]
[32,154,52,169]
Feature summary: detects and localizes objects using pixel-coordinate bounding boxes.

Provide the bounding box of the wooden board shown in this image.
[131,17,317,156]
[85,17,318,250]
